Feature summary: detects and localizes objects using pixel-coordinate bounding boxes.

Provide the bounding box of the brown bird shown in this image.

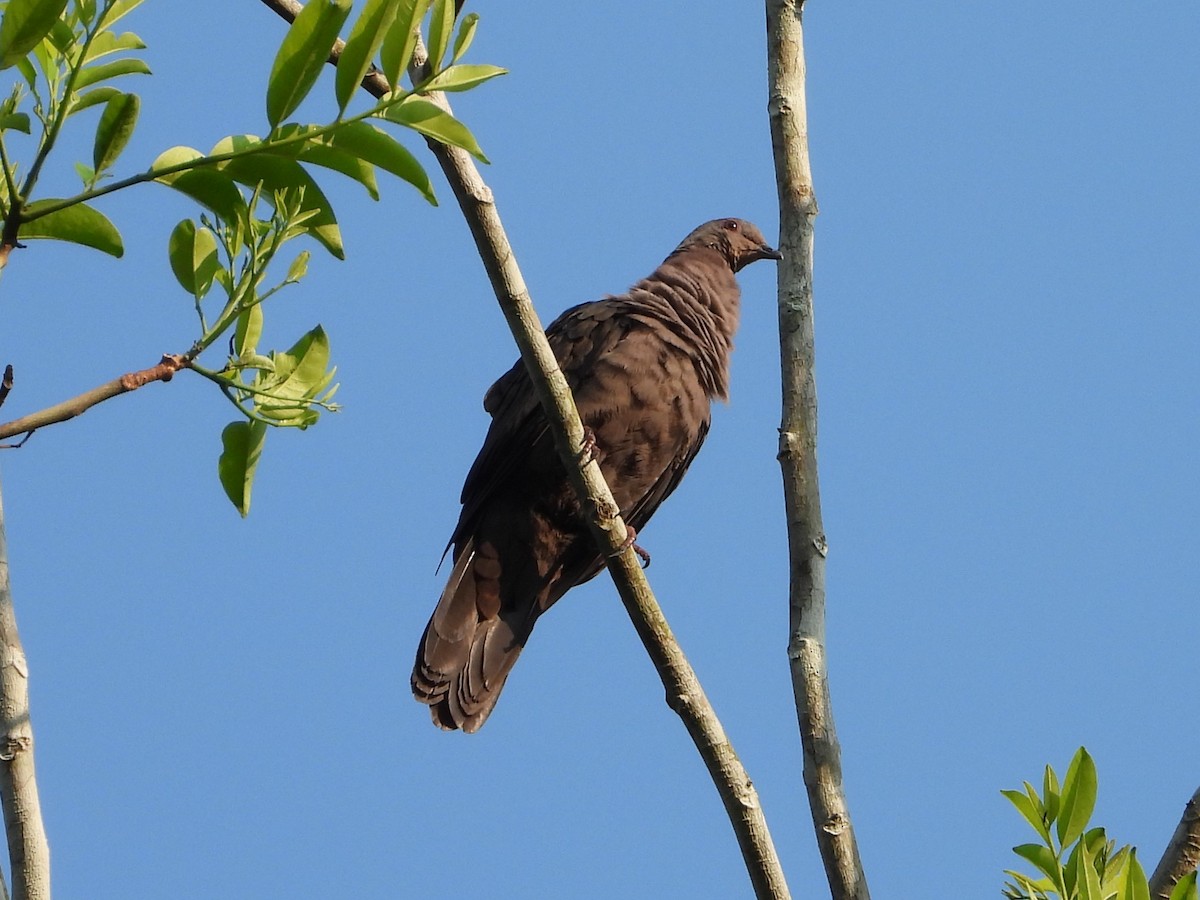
[412,218,781,731]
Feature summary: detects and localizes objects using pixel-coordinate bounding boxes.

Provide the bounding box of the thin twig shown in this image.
[255,2,791,896]
[0,354,189,442]
[1150,787,1200,900]
[0,480,50,900]
[767,1,870,898]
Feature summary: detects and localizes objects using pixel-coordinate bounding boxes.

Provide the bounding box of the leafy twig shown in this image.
[767,1,870,898]
[0,353,190,442]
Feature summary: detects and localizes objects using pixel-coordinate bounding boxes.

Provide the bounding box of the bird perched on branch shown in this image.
[413,218,781,731]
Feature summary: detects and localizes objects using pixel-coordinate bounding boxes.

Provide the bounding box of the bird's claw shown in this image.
[578,426,599,464]
[609,524,651,568]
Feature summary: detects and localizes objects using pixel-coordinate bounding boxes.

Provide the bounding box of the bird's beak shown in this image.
[758,242,783,262]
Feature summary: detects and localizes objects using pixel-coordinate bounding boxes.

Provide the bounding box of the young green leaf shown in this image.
[379,0,430,88]
[18,198,123,256]
[167,219,220,298]
[92,91,139,172]
[74,57,151,89]
[1170,871,1199,900]
[214,145,344,258]
[1013,843,1062,886]
[1074,833,1103,900]
[97,0,147,30]
[82,29,144,63]
[1058,748,1099,849]
[451,11,477,62]
[1119,850,1151,900]
[425,0,454,71]
[218,419,267,517]
[0,112,30,132]
[383,97,488,162]
[326,120,434,203]
[1044,766,1062,825]
[0,0,69,69]
[335,0,400,112]
[419,62,505,93]
[1002,789,1052,845]
[235,304,263,356]
[152,147,250,234]
[70,85,121,115]
[265,0,353,127]
[286,249,310,283]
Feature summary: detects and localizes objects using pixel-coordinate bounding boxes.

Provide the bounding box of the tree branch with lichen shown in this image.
[767,1,870,898]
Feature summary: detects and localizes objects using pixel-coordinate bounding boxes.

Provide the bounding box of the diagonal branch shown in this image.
[0,354,190,443]
[1150,786,1200,900]
[0,480,50,900]
[254,1,790,896]
[767,1,870,898]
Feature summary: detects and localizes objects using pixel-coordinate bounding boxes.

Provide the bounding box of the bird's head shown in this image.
[672,218,782,272]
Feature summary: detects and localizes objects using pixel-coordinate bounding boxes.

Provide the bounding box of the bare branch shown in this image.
[254,2,791,895]
[1150,787,1200,900]
[0,353,189,443]
[767,1,871,898]
[0,481,50,900]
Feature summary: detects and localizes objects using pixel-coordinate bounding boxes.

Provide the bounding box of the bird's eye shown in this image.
[723,219,739,231]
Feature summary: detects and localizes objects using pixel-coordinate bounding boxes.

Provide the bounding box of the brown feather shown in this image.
[411,218,780,731]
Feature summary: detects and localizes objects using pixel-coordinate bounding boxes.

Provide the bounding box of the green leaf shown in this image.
[167,219,220,298]
[420,62,505,93]
[327,119,434,203]
[1002,789,1051,845]
[82,28,144,63]
[265,0,353,127]
[92,91,139,172]
[1014,843,1062,884]
[0,112,30,132]
[255,324,337,427]
[383,96,488,162]
[73,161,94,184]
[262,125,380,198]
[218,420,267,517]
[70,85,121,114]
[1044,767,1062,825]
[1074,833,1103,900]
[98,0,146,30]
[425,0,454,71]
[1058,748,1099,849]
[73,56,151,89]
[235,303,263,356]
[0,0,68,69]
[152,147,249,232]
[18,198,123,256]
[211,137,343,258]
[451,11,477,62]
[286,249,310,283]
[1170,871,1199,900]
[335,0,400,112]
[1120,850,1151,900]
[378,0,430,88]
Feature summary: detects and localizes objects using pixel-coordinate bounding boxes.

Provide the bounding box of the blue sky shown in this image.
[1,1,1196,897]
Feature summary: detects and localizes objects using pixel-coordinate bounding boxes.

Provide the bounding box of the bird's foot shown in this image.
[609,524,651,568]
[578,426,599,464]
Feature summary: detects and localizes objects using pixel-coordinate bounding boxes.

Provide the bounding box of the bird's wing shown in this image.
[451,300,631,547]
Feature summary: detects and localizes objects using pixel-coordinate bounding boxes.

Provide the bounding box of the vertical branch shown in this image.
[1149,787,1200,900]
[0,479,50,900]
[766,2,870,899]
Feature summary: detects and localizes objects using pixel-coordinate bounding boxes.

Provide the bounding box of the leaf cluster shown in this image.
[0,0,505,513]
[1003,748,1199,900]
